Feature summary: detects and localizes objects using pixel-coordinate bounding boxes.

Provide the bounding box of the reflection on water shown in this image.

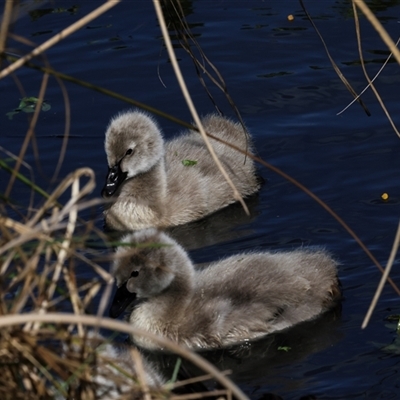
[167,193,261,250]
[28,5,78,22]
[334,0,400,19]
[145,306,342,398]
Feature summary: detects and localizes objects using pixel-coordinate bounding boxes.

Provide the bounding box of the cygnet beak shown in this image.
[101,163,128,198]
[109,282,137,318]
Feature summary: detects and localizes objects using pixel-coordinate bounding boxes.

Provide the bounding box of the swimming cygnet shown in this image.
[101,110,260,231]
[109,229,341,351]
[62,332,164,400]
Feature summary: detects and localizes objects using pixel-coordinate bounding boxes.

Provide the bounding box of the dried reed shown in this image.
[0,166,247,399]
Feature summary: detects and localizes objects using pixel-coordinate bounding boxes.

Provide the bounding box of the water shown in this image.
[1,0,400,398]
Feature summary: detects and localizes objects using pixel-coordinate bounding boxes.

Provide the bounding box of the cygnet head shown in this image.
[109,229,192,318]
[102,110,164,198]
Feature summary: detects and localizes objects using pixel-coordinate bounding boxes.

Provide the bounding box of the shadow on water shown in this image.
[101,191,261,250]
[167,192,261,250]
[141,305,342,398]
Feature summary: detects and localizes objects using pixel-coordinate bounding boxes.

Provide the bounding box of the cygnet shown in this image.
[109,229,341,351]
[101,110,260,230]
[59,332,164,400]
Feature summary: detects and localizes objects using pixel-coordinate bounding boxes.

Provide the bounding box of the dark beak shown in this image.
[101,164,128,198]
[109,283,137,318]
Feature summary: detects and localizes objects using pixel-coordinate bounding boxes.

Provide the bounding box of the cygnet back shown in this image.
[109,229,341,351]
[102,111,260,230]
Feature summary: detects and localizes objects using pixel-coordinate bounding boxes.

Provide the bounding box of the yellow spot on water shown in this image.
[287,14,294,21]
[381,193,389,201]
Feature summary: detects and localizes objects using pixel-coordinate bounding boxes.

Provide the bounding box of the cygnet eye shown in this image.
[131,270,139,278]
[125,148,133,156]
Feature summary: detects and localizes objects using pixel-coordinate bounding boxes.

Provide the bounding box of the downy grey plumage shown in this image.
[109,229,341,351]
[102,110,260,230]
[58,332,164,400]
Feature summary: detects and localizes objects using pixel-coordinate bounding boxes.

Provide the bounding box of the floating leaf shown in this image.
[387,314,400,334]
[277,346,291,352]
[370,318,400,355]
[6,111,19,120]
[182,159,197,167]
[6,97,51,120]
[41,102,51,111]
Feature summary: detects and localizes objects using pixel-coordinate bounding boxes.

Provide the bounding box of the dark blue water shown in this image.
[2,1,400,399]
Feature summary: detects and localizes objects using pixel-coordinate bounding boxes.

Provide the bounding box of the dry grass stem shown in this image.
[5,72,49,198]
[0,145,37,219]
[27,167,95,227]
[2,30,72,183]
[337,37,400,116]
[47,179,80,305]
[170,390,229,400]
[300,0,370,116]
[352,2,400,138]
[96,279,114,320]
[354,0,400,65]
[198,132,400,296]
[362,220,400,328]
[170,371,231,389]
[1,160,245,398]
[131,348,152,400]
[0,216,64,258]
[164,0,249,141]
[5,55,393,294]
[0,313,249,400]
[0,1,121,79]
[152,0,250,216]
[50,75,71,183]
[0,0,14,55]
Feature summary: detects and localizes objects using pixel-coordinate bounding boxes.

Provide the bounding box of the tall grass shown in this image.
[0,156,246,399]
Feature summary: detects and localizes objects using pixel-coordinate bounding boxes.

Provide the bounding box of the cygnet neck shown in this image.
[144,260,194,326]
[122,158,167,219]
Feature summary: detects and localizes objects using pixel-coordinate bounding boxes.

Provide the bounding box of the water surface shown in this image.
[1,1,400,399]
